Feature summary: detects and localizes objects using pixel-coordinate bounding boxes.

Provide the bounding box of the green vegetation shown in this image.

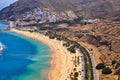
[74,72,79,77]
[96,63,105,70]
[112,60,116,65]
[45,31,94,80]
[67,46,76,53]
[49,35,55,39]
[80,46,94,80]
[96,63,113,75]
[63,42,70,47]
[73,16,84,23]
[102,67,112,74]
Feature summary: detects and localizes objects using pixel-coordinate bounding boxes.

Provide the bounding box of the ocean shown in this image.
[0,21,51,80]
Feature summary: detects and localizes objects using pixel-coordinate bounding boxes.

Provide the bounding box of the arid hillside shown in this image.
[0,0,120,19]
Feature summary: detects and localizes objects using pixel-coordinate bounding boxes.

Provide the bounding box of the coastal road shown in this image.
[85,48,99,80]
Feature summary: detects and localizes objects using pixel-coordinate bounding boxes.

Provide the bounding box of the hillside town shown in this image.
[15,7,77,26]
[14,7,99,26]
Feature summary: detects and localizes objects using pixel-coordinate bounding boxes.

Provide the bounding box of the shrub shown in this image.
[74,72,79,77]
[63,43,70,47]
[96,63,105,70]
[67,46,76,53]
[74,68,76,71]
[112,60,116,65]
[102,67,112,74]
[49,35,55,39]
[73,42,80,48]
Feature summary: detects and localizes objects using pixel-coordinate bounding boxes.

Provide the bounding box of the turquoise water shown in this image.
[0,22,51,80]
[0,21,7,30]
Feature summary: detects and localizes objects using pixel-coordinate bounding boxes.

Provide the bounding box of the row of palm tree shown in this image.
[44,30,94,80]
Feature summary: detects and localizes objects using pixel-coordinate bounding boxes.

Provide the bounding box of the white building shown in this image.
[9,21,16,27]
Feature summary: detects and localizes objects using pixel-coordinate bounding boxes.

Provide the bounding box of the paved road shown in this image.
[85,48,99,80]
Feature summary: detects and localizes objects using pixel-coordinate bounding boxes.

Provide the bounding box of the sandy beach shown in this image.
[11,28,83,80]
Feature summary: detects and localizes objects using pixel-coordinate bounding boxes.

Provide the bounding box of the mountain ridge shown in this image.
[0,0,120,20]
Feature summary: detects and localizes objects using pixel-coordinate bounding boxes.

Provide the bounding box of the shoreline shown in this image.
[10,28,83,80]
[10,29,60,80]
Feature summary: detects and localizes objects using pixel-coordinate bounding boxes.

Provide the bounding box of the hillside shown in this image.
[0,0,120,20]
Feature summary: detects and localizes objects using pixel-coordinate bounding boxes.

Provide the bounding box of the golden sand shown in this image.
[11,29,83,80]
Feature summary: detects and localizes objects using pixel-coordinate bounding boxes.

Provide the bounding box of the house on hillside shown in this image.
[9,21,16,28]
